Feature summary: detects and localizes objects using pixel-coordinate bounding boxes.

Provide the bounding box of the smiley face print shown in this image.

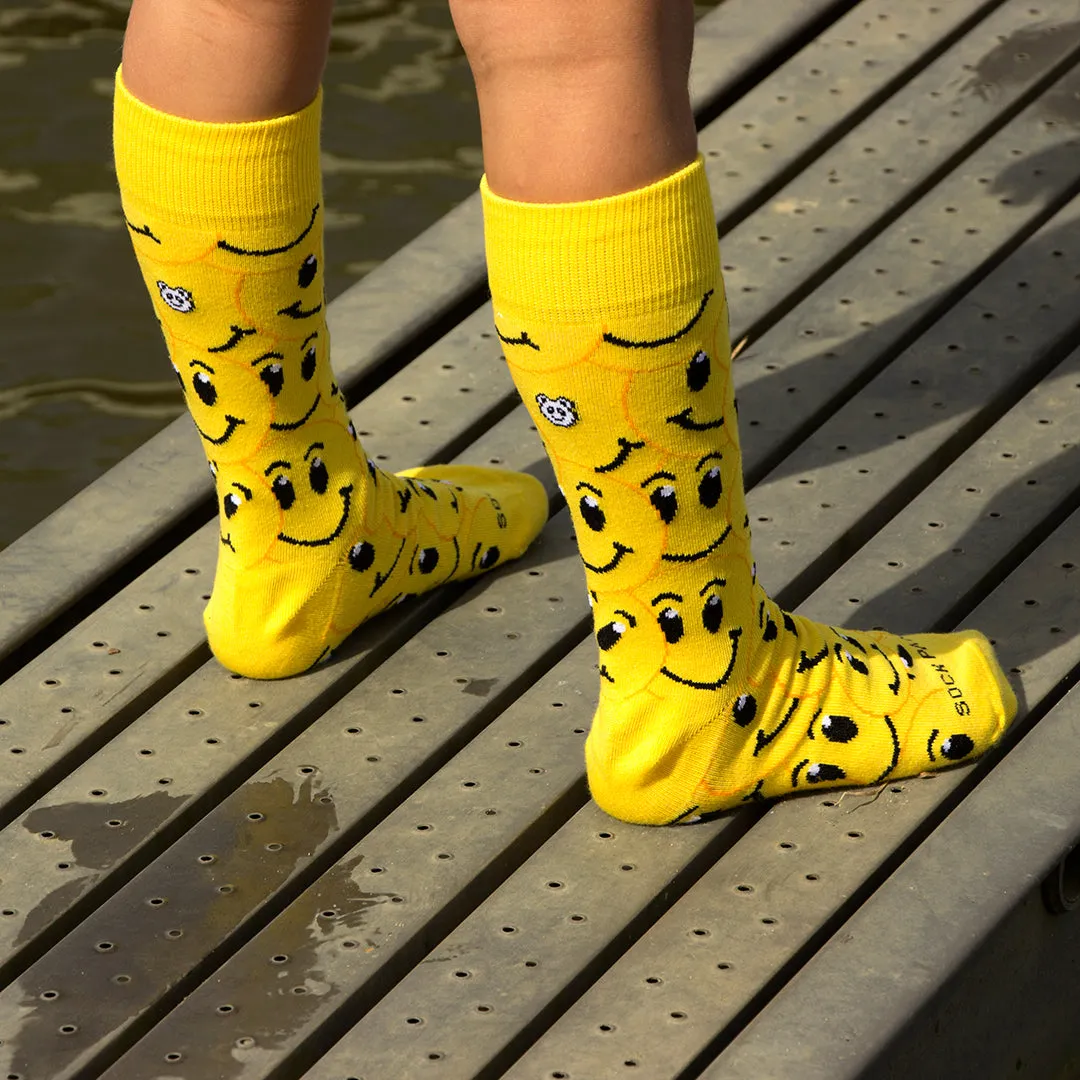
[222,209,325,334]
[591,592,667,703]
[212,461,283,570]
[251,331,331,434]
[171,349,271,464]
[259,419,361,560]
[559,461,666,592]
[648,575,744,694]
[592,571,744,703]
[621,337,739,462]
[637,451,744,566]
[213,420,361,570]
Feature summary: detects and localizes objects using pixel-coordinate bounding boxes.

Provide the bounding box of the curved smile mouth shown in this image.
[662,525,732,564]
[594,437,646,474]
[278,484,353,547]
[599,664,615,684]
[195,414,245,445]
[278,299,323,320]
[666,408,725,431]
[220,533,235,552]
[270,393,321,432]
[661,627,742,690]
[582,542,633,574]
[218,204,318,257]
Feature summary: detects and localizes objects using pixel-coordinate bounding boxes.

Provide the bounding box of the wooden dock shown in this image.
[2,0,1080,1075]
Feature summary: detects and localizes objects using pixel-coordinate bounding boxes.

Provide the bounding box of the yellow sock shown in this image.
[113,72,547,679]
[482,158,1017,825]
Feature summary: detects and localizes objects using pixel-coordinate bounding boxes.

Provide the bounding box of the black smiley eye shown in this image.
[703,594,723,633]
[687,349,710,391]
[941,734,975,760]
[806,763,847,784]
[260,363,284,397]
[298,254,318,288]
[193,371,217,407]
[732,693,757,727]
[698,466,722,509]
[301,345,316,381]
[223,493,241,519]
[820,715,858,743]
[650,484,677,524]
[272,475,295,510]
[657,607,684,644]
[479,545,500,569]
[596,620,627,651]
[579,494,605,531]
[349,540,375,572]
[309,456,329,495]
[417,547,440,574]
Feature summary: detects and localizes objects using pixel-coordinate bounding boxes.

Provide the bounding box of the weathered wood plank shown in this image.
[746,189,1080,608]
[719,0,1080,337]
[699,0,1007,230]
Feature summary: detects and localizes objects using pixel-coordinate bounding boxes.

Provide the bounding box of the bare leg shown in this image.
[449,0,697,202]
[122,0,333,121]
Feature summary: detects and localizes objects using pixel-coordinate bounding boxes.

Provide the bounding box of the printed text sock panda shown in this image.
[482,157,1017,824]
[113,72,547,679]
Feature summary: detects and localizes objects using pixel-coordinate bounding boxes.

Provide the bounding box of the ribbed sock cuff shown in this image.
[481,156,719,325]
[113,66,322,236]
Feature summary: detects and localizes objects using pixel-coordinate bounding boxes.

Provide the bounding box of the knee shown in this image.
[449,0,694,87]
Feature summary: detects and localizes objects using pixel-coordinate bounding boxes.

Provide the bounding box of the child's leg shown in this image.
[122,0,334,121]
[452,0,1018,824]
[114,0,548,679]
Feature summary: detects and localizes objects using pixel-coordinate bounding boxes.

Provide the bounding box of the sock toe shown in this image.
[396,464,550,565]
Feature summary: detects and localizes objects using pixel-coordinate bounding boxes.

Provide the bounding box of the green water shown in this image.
[0,0,717,552]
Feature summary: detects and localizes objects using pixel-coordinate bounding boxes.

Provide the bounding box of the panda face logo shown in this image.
[156,281,195,313]
[536,394,579,428]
